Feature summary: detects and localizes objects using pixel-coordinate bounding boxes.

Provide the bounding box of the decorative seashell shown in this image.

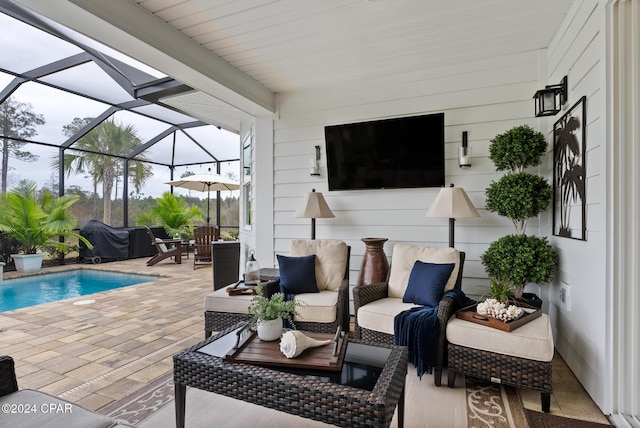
[279,330,331,358]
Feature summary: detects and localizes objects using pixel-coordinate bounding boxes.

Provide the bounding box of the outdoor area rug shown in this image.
[99,371,175,426]
[100,371,607,427]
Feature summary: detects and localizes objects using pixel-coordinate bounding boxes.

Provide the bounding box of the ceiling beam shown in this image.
[10,0,276,117]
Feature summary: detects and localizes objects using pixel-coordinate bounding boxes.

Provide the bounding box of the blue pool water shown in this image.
[0,270,160,312]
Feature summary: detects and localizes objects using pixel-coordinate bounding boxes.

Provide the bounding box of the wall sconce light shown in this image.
[310,145,321,176]
[459,131,472,168]
[533,76,568,117]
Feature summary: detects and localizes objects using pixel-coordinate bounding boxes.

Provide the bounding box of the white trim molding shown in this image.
[607,0,640,425]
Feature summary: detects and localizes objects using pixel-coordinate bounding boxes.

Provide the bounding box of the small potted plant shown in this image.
[248,284,299,341]
[0,180,92,272]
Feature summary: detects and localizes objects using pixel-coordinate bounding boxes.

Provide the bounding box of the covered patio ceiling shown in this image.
[5,0,574,133]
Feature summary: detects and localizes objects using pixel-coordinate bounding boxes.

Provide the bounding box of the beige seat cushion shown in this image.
[357,297,418,335]
[204,287,253,314]
[204,285,339,324]
[289,239,348,291]
[0,389,132,428]
[446,313,554,362]
[293,290,339,323]
[387,244,461,299]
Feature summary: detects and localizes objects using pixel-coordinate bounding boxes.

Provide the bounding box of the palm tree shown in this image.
[57,118,152,225]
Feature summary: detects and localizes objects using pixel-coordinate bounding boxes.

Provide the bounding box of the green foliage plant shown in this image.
[481,235,556,297]
[137,192,203,239]
[485,172,553,234]
[248,284,299,327]
[481,125,557,298]
[484,278,513,304]
[221,229,240,241]
[0,180,92,255]
[489,124,548,172]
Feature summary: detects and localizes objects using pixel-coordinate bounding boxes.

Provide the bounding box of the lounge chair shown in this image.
[145,226,182,266]
[193,225,220,269]
[0,355,136,427]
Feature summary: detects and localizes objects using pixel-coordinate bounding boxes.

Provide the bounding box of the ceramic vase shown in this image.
[357,238,389,286]
[257,317,283,341]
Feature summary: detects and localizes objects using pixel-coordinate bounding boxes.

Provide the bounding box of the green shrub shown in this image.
[481,234,556,297]
[485,172,552,233]
[489,124,547,172]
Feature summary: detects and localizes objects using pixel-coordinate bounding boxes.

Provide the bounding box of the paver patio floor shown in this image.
[0,258,211,411]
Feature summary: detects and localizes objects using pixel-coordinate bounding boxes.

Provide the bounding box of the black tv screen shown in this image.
[324,113,445,191]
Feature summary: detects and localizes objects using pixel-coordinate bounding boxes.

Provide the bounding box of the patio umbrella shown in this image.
[166,171,239,225]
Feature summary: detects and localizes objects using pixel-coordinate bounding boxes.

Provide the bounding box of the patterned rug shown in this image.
[99,372,607,427]
[98,371,175,426]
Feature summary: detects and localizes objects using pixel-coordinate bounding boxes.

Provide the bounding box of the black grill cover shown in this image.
[79,220,129,262]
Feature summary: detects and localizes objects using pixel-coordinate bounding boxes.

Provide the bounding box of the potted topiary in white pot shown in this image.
[0,180,92,273]
[481,125,557,304]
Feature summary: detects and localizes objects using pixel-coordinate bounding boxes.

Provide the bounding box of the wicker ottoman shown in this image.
[446,313,554,412]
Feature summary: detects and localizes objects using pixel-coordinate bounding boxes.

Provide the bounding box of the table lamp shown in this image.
[426,184,480,247]
[294,189,335,239]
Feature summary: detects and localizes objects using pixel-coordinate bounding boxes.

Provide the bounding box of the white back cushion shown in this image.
[289,240,348,291]
[387,244,461,298]
[155,237,168,252]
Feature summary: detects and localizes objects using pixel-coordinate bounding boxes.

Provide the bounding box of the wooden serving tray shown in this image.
[225,329,348,372]
[456,303,542,332]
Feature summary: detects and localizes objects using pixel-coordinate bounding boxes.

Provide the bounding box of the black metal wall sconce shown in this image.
[310,145,321,176]
[459,131,472,168]
[533,76,568,117]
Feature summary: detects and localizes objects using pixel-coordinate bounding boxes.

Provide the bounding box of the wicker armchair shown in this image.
[353,245,465,386]
[204,240,350,338]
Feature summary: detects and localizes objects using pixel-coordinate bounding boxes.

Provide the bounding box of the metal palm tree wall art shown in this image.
[553,96,587,240]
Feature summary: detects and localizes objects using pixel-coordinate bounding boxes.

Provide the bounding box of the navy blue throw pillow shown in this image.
[402,261,456,307]
[277,254,318,294]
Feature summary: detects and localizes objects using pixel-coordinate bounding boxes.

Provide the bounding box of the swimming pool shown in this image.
[0,270,160,312]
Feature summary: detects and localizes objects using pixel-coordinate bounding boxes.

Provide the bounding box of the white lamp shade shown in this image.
[294,190,335,219]
[426,187,480,219]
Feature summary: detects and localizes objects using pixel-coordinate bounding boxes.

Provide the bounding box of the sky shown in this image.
[0,11,241,199]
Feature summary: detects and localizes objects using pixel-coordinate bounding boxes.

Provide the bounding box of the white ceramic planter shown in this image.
[12,253,44,273]
[256,318,283,341]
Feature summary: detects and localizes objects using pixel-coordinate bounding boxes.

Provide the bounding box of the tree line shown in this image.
[1,95,239,230]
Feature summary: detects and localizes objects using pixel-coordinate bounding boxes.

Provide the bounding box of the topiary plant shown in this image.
[481,234,556,298]
[489,124,548,172]
[485,172,552,234]
[481,124,557,298]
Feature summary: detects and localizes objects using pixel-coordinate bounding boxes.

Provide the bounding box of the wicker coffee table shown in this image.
[173,324,408,428]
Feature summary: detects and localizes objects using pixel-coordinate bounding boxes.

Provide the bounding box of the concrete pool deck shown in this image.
[0,258,211,411]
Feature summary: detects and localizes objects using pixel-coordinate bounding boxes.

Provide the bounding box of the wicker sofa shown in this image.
[353,243,465,385]
[204,239,350,337]
[0,355,135,428]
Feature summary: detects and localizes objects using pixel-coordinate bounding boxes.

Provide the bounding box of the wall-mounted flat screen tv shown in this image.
[324,113,445,191]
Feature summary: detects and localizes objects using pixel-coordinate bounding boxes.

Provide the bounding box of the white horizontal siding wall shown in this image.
[545,0,607,410]
[271,50,550,304]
